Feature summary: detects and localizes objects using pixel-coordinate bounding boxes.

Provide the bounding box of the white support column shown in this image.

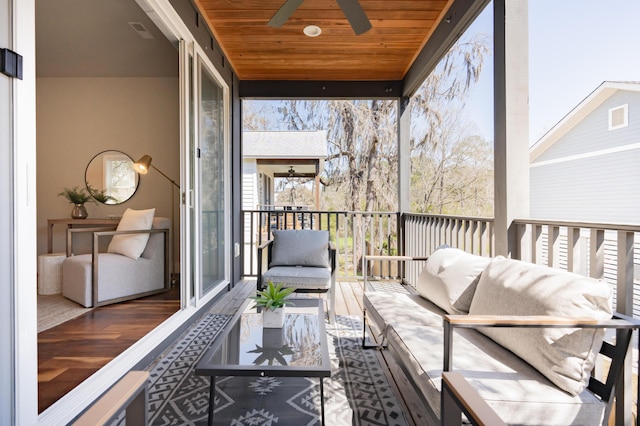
[493,0,529,257]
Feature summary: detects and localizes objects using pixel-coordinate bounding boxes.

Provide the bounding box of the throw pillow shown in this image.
[107,208,155,260]
[270,230,329,268]
[469,257,612,396]
[415,248,490,314]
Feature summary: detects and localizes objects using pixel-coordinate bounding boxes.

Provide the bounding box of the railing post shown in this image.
[548,225,560,268]
[566,227,584,274]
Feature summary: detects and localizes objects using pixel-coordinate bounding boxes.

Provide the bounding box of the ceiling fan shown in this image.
[268,0,372,36]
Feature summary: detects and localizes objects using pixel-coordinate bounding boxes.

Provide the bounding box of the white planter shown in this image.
[262,307,285,328]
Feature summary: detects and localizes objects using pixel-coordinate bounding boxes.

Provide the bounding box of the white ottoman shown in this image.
[38,253,66,295]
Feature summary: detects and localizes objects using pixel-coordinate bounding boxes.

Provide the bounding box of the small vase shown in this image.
[71,204,88,219]
[262,308,285,328]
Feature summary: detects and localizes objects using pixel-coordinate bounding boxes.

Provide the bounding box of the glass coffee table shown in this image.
[195,298,331,426]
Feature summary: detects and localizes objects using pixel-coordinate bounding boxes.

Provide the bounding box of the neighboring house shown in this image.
[243,130,327,211]
[242,130,327,272]
[530,81,640,224]
[529,82,640,295]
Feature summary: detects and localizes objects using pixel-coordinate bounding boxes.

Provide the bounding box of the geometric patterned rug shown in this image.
[145,313,408,425]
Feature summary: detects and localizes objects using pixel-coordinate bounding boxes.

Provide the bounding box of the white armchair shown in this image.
[62,216,171,308]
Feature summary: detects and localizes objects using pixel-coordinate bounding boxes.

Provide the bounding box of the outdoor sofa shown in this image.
[363,247,638,425]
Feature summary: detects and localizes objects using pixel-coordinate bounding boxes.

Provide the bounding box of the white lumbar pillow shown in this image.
[416,247,491,314]
[107,208,155,260]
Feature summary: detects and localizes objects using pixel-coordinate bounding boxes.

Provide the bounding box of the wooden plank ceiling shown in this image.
[194,0,452,81]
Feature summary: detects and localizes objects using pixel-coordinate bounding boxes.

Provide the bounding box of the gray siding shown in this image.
[531,149,640,223]
[531,89,640,224]
[535,90,640,162]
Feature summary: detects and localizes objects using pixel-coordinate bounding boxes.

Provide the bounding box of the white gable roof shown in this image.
[530,81,640,162]
[244,131,328,159]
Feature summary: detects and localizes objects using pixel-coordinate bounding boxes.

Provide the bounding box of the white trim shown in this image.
[608,103,628,130]
[530,142,640,168]
[14,0,39,423]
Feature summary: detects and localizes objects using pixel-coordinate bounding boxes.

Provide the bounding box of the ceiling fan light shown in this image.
[303,25,322,37]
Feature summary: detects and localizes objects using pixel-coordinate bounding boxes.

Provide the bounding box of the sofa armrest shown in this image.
[257,239,274,290]
[443,314,639,369]
[443,313,640,410]
[441,372,507,426]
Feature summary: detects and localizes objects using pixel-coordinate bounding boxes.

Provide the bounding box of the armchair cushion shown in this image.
[107,208,155,259]
[469,257,613,395]
[270,230,329,268]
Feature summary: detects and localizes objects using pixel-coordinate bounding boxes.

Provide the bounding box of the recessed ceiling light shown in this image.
[303,25,322,37]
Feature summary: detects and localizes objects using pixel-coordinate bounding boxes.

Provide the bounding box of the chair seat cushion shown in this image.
[263,265,331,290]
[387,323,605,425]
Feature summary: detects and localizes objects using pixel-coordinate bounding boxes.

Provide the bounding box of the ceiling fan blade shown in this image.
[336,0,372,35]
[268,0,306,28]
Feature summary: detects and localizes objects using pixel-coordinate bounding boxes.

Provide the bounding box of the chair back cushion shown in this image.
[270,230,329,268]
[107,208,155,259]
[469,256,613,395]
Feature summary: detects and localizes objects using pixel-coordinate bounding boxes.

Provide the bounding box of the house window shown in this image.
[608,104,628,130]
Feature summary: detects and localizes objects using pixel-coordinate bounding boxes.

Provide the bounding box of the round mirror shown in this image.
[85,150,139,205]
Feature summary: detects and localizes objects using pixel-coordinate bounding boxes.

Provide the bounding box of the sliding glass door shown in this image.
[196,59,228,295]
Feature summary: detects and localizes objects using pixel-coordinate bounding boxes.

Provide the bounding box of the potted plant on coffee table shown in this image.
[250,281,295,328]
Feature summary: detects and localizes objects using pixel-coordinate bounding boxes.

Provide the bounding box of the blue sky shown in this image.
[464,0,640,144]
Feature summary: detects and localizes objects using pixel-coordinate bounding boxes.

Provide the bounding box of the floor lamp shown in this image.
[134,155,179,284]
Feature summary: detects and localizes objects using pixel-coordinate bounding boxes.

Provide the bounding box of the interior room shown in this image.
[35,0,181,410]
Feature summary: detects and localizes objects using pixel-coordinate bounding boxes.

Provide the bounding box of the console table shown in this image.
[47,218,120,253]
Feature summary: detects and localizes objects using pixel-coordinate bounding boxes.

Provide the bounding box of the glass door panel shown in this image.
[198,63,226,294]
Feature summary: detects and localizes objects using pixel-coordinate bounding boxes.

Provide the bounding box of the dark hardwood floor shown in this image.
[37,286,180,413]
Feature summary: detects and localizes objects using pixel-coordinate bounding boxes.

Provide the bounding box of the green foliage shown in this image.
[251,281,296,311]
[57,186,94,205]
[87,184,117,204]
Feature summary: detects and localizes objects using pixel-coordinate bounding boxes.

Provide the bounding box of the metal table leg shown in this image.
[208,376,216,426]
[320,377,325,425]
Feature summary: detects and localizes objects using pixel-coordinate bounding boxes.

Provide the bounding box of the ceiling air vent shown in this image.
[128,22,155,40]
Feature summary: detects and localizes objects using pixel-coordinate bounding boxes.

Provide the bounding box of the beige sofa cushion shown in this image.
[387,324,606,425]
[416,248,490,314]
[469,257,613,395]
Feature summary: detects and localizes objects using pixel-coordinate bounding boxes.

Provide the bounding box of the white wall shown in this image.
[36,77,180,267]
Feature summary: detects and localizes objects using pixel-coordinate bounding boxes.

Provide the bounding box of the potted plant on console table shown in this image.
[58,186,95,219]
[251,281,295,328]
